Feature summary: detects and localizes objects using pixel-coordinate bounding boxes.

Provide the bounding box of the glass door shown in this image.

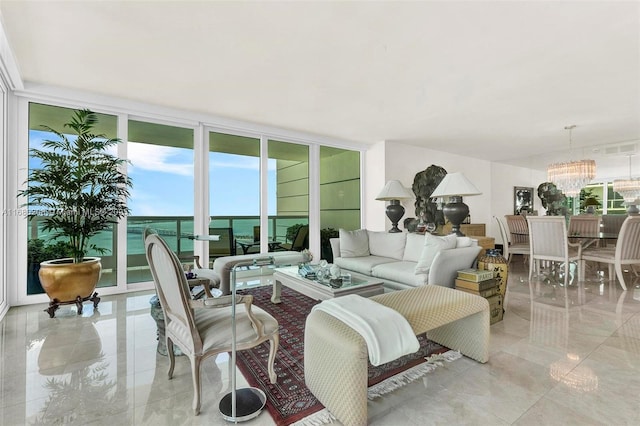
[126,119,195,284]
[26,103,119,294]
[209,131,261,262]
[319,147,361,261]
[268,139,309,253]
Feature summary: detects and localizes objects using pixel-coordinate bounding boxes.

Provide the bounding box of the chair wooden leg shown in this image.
[167,338,175,379]
[529,256,535,281]
[608,264,615,282]
[192,356,202,415]
[615,263,628,291]
[268,334,279,384]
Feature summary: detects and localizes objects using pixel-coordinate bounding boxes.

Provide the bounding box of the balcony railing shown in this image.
[27,215,309,290]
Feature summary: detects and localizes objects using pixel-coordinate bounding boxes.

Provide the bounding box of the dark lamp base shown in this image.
[386,200,405,233]
[443,197,469,237]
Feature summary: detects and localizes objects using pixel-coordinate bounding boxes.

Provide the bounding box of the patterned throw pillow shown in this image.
[338,229,370,258]
[414,233,457,275]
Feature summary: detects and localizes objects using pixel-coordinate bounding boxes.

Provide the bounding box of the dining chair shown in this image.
[505,215,529,245]
[580,216,640,291]
[494,216,529,264]
[145,233,279,415]
[600,214,627,247]
[527,216,583,287]
[568,215,601,249]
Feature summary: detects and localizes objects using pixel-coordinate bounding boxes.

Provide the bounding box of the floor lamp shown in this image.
[430,172,481,236]
[376,180,413,233]
[219,257,275,422]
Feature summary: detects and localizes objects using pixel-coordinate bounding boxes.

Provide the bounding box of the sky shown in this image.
[28,130,278,217]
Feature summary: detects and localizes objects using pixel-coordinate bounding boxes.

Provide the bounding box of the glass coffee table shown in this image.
[271,266,384,303]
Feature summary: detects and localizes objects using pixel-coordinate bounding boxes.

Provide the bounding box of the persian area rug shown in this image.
[235,285,460,426]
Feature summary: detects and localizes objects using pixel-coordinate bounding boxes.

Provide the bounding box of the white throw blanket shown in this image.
[311,294,419,366]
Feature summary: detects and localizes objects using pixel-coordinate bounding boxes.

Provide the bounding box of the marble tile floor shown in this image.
[1,260,639,425]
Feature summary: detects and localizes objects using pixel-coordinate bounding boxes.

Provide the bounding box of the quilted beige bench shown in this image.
[304,285,490,426]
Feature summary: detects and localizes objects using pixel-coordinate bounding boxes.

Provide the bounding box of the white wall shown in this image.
[365,141,546,242]
[364,141,387,231]
[490,162,547,241]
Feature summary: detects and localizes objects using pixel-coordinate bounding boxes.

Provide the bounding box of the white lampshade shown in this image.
[430,173,481,198]
[376,180,413,201]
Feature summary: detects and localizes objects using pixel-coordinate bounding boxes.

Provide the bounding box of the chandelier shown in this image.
[613,155,640,202]
[547,125,596,197]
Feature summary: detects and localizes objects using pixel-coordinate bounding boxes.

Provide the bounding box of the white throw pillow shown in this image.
[338,229,370,258]
[414,233,457,275]
[368,231,406,260]
[403,233,426,262]
[456,236,474,248]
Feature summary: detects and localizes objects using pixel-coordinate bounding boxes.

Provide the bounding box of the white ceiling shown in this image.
[2,1,639,179]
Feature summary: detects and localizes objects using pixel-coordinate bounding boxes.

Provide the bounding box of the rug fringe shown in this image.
[367,349,462,400]
[290,408,337,426]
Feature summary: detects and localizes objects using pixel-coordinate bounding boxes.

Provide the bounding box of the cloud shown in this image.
[128,143,193,176]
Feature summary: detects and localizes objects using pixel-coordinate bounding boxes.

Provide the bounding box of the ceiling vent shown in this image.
[603,143,638,156]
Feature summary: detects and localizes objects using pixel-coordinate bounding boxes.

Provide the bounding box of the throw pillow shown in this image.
[339,228,370,258]
[456,236,474,248]
[403,233,426,262]
[368,231,406,260]
[414,233,457,275]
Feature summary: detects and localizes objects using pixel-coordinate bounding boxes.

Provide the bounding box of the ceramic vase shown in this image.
[478,249,509,299]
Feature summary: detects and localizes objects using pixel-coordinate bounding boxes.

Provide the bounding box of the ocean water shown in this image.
[33,217,308,258]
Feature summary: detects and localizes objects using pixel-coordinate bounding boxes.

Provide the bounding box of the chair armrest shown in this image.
[568,241,583,256]
[189,294,266,335]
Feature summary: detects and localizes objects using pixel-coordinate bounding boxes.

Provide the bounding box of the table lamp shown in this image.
[430,172,481,236]
[376,180,413,233]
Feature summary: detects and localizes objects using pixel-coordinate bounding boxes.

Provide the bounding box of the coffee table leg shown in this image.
[271,279,282,304]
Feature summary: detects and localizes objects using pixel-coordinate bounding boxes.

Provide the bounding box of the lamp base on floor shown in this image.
[219,387,267,422]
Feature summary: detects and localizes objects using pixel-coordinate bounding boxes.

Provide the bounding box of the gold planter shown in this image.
[39,257,102,317]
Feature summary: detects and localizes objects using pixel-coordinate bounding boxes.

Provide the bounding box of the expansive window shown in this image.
[319,147,361,260]
[209,132,261,259]
[268,140,309,252]
[126,120,195,283]
[20,102,363,298]
[26,103,119,294]
[566,182,627,215]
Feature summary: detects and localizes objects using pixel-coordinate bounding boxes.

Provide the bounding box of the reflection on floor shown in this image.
[1,260,639,425]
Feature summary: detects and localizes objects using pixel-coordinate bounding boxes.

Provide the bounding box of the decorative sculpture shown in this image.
[537,182,568,217]
[412,165,448,228]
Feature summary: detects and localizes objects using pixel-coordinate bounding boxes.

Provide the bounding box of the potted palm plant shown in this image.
[19,109,132,317]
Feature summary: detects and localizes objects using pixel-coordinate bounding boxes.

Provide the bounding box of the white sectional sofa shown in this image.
[330,229,481,291]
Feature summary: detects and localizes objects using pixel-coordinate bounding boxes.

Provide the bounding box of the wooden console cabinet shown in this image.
[442,223,486,236]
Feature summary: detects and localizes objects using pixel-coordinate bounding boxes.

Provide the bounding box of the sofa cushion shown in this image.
[372,261,429,287]
[456,236,474,248]
[403,233,425,262]
[415,233,457,275]
[334,255,396,275]
[339,229,370,258]
[367,231,406,260]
